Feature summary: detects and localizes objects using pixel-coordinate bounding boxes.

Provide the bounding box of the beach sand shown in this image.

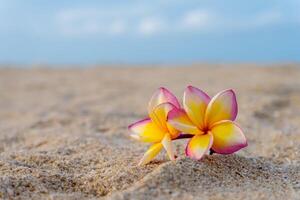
[0,65,299,199]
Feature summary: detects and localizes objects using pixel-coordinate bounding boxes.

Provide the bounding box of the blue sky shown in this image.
[0,0,300,64]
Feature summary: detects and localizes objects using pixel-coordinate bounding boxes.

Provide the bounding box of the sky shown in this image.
[0,0,300,64]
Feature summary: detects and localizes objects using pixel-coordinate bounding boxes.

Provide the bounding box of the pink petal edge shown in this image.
[185,133,213,160]
[159,87,181,108]
[128,118,151,131]
[205,89,238,124]
[185,85,211,104]
[211,121,247,154]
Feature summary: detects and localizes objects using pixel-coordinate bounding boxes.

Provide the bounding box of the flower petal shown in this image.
[205,89,238,127]
[185,133,213,160]
[148,88,180,130]
[152,103,180,138]
[161,134,175,161]
[168,108,203,135]
[128,118,165,143]
[148,87,180,113]
[138,143,163,166]
[183,86,210,129]
[210,120,247,154]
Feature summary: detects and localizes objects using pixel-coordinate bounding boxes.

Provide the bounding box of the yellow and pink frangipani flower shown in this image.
[167,86,247,160]
[128,87,181,166]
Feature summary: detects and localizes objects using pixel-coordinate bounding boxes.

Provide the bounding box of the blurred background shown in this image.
[0,0,300,66]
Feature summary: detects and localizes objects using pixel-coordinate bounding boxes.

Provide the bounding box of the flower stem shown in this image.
[173,134,194,140]
[209,149,215,155]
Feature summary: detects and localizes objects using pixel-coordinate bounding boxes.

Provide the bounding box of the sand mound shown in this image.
[0,139,160,199]
[110,155,300,200]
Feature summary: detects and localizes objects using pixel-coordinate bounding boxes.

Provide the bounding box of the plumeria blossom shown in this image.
[168,86,247,160]
[128,87,181,165]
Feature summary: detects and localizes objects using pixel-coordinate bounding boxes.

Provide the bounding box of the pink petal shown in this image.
[128,118,165,143]
[185,133,213,160]
[138,143,163,166]
[167,108,203,135]
[205,89,238,127]
[210,120,247,154]
[148,87,180,115]
[151,102,177,133]
[161,134,175,161]
[183,86,210,129]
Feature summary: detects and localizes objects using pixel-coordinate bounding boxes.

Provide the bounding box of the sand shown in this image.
[0,64,299,199]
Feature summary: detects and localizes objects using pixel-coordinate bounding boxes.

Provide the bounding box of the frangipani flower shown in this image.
[128,87,181,165]
[168,86,247,160]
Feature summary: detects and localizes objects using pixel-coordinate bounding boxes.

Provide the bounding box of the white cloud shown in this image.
[110,20,126,34]
[55,6,287,38]
[181,9,283,32]
[138,17,165,35]
[181,10,212,30]
[56,8,129,36]
[252,10,282,27]
[221,10,283,31]
[56,7,214,37]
